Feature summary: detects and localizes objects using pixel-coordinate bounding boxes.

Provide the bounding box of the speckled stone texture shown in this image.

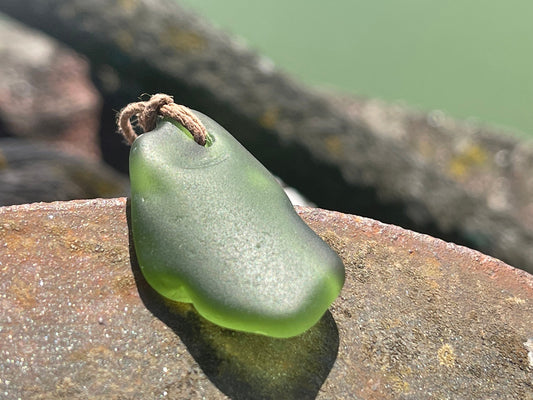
[0,198,532,399]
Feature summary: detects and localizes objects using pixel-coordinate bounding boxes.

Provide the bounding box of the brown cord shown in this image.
[117,94,207,146]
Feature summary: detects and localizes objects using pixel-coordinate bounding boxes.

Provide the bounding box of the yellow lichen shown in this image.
[117,0,139,13]
[388,374,410,393]
[324,136,343,157]
[505,296,526,305]
[448,144,488,180]
[0,150,7,170]
[259,106,279,129]
[115,30,135,53]
[159,27,206,53]
[437,343,456,367]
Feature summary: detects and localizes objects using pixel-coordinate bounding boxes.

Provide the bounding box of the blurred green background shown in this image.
[182,0,533,137]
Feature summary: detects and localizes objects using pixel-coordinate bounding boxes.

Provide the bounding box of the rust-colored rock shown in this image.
[0,198,532,399]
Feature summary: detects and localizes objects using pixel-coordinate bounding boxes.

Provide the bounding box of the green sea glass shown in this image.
[129,111,345,338]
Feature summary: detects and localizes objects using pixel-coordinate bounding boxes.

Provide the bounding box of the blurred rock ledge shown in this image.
[0,139,128,206]
[331,93,533,230]
[0,15,102,161]
[0,198,531,399]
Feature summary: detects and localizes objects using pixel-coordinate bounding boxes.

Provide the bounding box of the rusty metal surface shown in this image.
[0,198,532,399]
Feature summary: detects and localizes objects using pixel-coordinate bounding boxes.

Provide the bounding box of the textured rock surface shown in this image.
[0,198,532,399]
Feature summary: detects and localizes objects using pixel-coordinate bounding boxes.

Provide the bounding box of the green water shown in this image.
[181,0,533,137]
